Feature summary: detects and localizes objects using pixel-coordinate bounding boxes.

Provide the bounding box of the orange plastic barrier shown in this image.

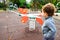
[18,8,44,25]
[18,8,23,13]
[18,8,28,14]
[18,8,28,23]
[21,16,28,23]
[36,18,43,26]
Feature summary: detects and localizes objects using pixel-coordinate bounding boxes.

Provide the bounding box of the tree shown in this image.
[19,0,26,7]
[3,0,7,10]
[56,2,60,10]
[19,0,30,8]
[30,0,42,11]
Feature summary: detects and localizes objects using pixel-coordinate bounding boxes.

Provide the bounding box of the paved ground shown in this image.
[0,11,60,40]
[53,16,60,20]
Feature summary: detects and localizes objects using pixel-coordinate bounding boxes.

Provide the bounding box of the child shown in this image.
[41,3,56,40]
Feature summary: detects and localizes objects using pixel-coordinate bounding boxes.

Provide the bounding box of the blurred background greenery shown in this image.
[0,0,60,12]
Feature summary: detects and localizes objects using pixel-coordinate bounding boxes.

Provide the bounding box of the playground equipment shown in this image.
[9,2,18,10]
[9,8,43,31]
[9,2,13,10]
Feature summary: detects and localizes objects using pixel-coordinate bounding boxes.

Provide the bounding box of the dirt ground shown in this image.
[0,11,60,40]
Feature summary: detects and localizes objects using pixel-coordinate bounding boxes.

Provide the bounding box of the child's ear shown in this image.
[45,12,48,16]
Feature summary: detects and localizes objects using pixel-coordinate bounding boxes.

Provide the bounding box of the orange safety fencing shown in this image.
[18,8,44,25]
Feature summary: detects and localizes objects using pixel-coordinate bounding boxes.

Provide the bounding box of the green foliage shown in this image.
[39,0,56,5]
[19,0,27,8]
[9,0,20,7]
[26,3,31,8]
[57,2,60,7]
[30,0,41,10]
[0,2,7,10]
[19,0,26,3]
[0,2,4,8]
[9,0,27,8]
[8,0,60,9]
[56,2,60,10]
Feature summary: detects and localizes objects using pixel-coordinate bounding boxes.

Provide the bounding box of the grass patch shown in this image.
[0,9,4,12]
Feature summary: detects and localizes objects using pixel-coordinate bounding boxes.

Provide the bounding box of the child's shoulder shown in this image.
[45,17,54,25]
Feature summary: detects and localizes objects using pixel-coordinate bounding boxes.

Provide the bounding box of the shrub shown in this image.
[0,2,4,9]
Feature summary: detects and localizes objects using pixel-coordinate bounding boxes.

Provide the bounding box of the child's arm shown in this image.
[44,21,56,38]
